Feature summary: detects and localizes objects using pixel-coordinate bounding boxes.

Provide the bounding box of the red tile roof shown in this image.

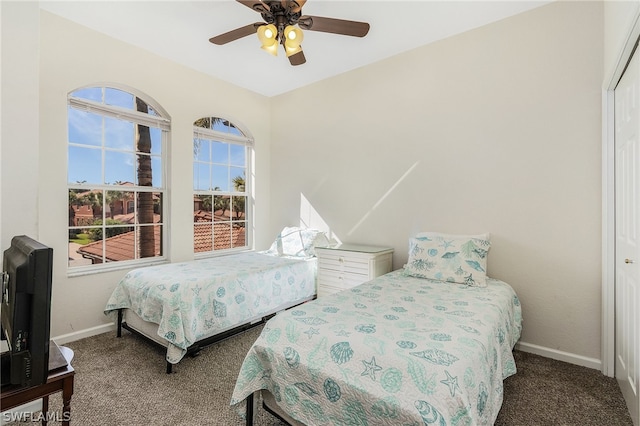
[194,222,246,252]
[113,213,161,224]
[76,226,162,263]
[76,218,246,262]
[193,209,245,222]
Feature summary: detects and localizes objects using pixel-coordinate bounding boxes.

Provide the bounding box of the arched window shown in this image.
[67,86,169,270]
[193,117,252,254]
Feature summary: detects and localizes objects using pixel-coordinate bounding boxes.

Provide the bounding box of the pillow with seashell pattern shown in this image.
[403,233,491,287]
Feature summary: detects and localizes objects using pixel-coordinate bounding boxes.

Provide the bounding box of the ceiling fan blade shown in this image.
[237,0,270,13]
[298,16,370,37]
[209,23,263,45]
[288,50,306,66]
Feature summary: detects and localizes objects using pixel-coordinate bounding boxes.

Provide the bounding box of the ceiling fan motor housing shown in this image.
[259,1,302,31]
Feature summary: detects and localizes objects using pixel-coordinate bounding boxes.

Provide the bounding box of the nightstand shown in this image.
[315,244,394,297]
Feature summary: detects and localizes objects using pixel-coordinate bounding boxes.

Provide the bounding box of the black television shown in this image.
[1,235,53,388]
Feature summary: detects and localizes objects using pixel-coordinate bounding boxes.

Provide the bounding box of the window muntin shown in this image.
[193,117,251,254]
[67,86,168,270]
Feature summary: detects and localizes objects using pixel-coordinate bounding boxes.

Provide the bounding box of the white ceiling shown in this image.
[39,0,551,97]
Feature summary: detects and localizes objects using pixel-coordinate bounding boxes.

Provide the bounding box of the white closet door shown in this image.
[615,44,640,426]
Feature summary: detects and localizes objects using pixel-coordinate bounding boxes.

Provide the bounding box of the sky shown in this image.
[68,86,246,192]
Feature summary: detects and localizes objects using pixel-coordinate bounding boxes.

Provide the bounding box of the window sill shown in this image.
[67,257,168,278]
[194,247,253,260]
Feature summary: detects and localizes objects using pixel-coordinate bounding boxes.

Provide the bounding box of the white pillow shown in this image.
[265,227,329,258]
[403,232,491,287]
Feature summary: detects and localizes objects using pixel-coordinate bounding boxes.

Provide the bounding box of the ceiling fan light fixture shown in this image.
[209,1,369,67]
[283,25,303,57]
[257,24,278,56]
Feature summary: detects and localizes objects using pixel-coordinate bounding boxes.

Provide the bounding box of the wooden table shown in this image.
[1,346,74,425]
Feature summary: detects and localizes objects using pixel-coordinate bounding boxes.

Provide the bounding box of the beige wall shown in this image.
[2,6,272,338]
[1,1,40,249]
[270,1,604,361]
[0,1,610,364]
[604,0,640,84]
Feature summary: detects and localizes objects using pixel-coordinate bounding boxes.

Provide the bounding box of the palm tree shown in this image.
[213,195,230,218]
[106,181,126,218]
[193,117,225,159]
[68,191,79,230]
[68,182,88,228]
[83,192,102,218]
[231,175,246,220]
[69,190,102,232]
[136,97,155,259]
[232,175,245,192]
[195,194,212,211]
[232,197,245,221]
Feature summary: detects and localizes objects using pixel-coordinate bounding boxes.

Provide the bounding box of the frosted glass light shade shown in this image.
[283,25,303,57]
[257,24,278,56]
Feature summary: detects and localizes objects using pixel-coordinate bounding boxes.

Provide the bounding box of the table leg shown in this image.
[41,395,49,426]
[62,376,73,426]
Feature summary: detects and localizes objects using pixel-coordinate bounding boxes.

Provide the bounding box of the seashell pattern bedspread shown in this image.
[231,269,522,425]
[104,252,317,363]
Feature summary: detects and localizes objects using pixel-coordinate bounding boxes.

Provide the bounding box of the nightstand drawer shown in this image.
[315,244,394,298]
[318,268,368,288]
[318,255,369,274]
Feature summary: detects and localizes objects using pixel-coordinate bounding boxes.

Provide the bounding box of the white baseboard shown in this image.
[51,323,115,346]
[49,327,604,373]
[516,341,602,371]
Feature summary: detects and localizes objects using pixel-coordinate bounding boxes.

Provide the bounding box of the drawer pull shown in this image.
[338,257,344,263]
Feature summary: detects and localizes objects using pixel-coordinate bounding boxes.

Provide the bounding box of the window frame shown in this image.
[67,85,170,276]
[193,118,254,258]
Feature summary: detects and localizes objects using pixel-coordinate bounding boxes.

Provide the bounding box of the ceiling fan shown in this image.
[209,0,370,66]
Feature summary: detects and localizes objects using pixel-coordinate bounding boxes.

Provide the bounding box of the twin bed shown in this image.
[232,270,522,425]
[231,232,522,425]
[105,230,522,425]
[104,227,327,372]
[105,251,317,372]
